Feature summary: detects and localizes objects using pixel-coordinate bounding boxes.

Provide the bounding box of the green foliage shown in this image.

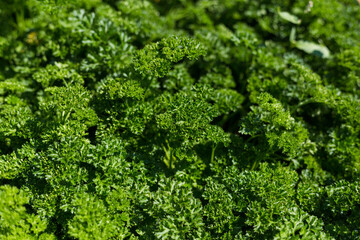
[68,191,131,240]
[145,172,207,239]
[1,0,360,239]
[203,163,334,239]
[240,93,310,156]
[0,185,55,240]
[38,84,98,143]
[298,178,360,239]
[133,36,206,78]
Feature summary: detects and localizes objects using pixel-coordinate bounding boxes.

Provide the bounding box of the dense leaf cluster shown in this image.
[1,0,360,239]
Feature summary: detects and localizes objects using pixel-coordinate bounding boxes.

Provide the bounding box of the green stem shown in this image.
[245,134,261,144]
[210,144,217,162]
[161,144,170,168]
[16,8,25,32]
[250,158,259,171]
[162,140,175,169]
[291,98,314,114]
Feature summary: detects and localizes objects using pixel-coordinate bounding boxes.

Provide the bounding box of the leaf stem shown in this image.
[162,140,175,169]
[210,144,217,162]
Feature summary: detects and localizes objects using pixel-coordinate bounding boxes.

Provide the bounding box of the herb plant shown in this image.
[1,0,360,239]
